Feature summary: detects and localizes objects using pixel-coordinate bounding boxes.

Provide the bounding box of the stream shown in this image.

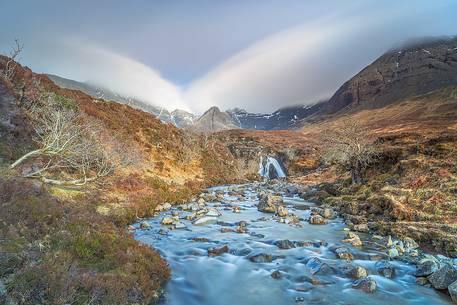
[134,183,452,305]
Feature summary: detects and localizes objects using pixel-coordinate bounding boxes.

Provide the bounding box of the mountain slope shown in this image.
[312,37,457,118]
[47,74,196,128]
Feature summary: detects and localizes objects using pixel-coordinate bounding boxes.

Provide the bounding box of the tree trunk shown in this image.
[10,149,42,169]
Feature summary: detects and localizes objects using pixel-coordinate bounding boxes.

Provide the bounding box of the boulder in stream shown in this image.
[257,193,283,213]
[306,257,334,275]
[275,239,296,250]
[416,259,439,277]
[352,277,377,293]
[342,232,363,247]
[448,280,457,303]
[376,261,395,278]
[309,215,326,225]
[193,216,218,226]
[208,245,229,256]
[427,265,457,290]
[248,253,274,263]
[341,264,368,279]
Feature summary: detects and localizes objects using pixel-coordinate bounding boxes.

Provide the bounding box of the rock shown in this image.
[235,225,248,234]
[416,277,429,286]
[352,277,377,293]
[248,253,273,263]
[127,225,135,231]
[221,227,234,233]
[174,222,186,229]
[386,235,394,247]
[309,215,326,225]
[375,261,395,278]
[162,202,172,210]
[342,232,363,247]
[233,206,241,213]
[192,237,210,242]
[193,216,218,226]
[197,198,205,205]
[276,205,289,217]
[161,217,173,225]
[271,270,282,279]
[140,221,150,229]
[448,280,457,303]
[403,237,419,251]
[334,247,354,260]
[275,240,296,250]
[257,194,283,213]
[416,259,439,277]
[387,248,399,258]
[353,223,369,233]
[306,257,334,275]
[342,264,368,279]
[208,245,229,256]
[205,208,221,217]
[427,265,457,290]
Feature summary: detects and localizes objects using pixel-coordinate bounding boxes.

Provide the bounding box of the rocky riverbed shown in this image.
[133,182,456,305]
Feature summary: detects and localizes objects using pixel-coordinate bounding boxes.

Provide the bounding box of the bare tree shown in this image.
[321,120,379,184]
[1,39,24,81]
[10,93,134,185]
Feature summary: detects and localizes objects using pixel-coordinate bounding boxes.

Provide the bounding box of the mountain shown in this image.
[228,103,324,130]
[192,106,239,132]
[310,37,457,119]
[47,74,196,128]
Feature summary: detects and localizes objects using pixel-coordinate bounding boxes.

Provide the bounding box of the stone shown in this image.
[140,221,150,229]
[448,280,457,303]
[276,205,289,217]
[322,208,335,219]
[197,198,205,205]
[257,194,283,213]
[387,247,399,258]
[233,206,241,213]
[352,277,377,293]
[334,247,354,260]
[416,259,439,277]
[427,265,457,290]
[403,237,419,251]
[271,270,282,279]
[386,235,394,247]
[205,208,221,217]
[192,237,210,242]
[309,215,326,225]
[342,264,368,279]
[248,253,274,263]
[162,202,172,210]
[275,240,296,250]
[375,261,395,278]
[342,232,363,247]
[161,217,173,225]
[235,225,248,234]
[208,245,229,256]
[193,216,218,226]
[221,227,234,233]
[306,257,334,275]
[416,277,429,286]
[353,223,369,233]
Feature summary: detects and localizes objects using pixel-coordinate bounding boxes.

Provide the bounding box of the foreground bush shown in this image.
[0,177,170,305]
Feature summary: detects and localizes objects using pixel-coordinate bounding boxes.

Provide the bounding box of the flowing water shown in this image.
[134,183,452,305]
[259,156,286,179]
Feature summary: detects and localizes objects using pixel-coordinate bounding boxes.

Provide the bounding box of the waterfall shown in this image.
[259,156,286,179]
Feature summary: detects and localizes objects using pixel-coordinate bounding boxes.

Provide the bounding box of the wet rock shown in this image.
[235,225,248,234]
[341,264,368,279]
[352,277,377,293]
[249,232,265,238]
[416,277,429,286]
[333,247,354,260]
[197,197,205,205]
[353,223,369,233]
[271,270,282,279]
[162,202,172,210]
[427,265,457,290]
[309,215,326,225]
[205,208,221,217]
[193,216,218,226]
[342,232,362,247]
[276,205,289,217]
[294,241,313,247]
[275,240,296,250]
[416,259,439,277]
[375,261,395,278]
[306,257,334,275]
[403,237,419,251]
[386,235,394,247]
[230,248,252,256]
[192,237,210,242]
[140,221,151,229]
[232,206,241,213]
[221,227,234,233]
[257,193,283,213]
[387,247,399,258]
[248,253,273,263]
[208,245,229,256]
[448,280,457,303]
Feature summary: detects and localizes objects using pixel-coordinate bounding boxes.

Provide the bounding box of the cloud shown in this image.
[184,3,457,113]
[26,39,190,111]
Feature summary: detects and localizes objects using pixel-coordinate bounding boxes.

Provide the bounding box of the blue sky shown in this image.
[1,1,457,112]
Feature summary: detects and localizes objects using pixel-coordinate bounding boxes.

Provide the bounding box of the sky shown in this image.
[1,1,457,113]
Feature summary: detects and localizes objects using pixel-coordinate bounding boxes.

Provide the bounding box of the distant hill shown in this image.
[47,74,196,128]
[192,106,239,132]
